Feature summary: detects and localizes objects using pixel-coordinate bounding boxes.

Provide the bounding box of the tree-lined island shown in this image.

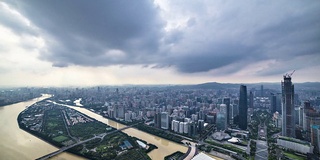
[18,100,156,160]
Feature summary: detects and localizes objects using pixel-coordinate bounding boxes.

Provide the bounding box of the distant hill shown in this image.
[193,82,239,89]
[295,82,320,90]
[183,82,320,91]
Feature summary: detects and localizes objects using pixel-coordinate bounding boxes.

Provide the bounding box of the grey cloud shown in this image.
[160,1,320,75]
[256,54,320,76]
[164,30,184,45]
[0,2,37,36]
[6,0,164,67]
[2,0,320,76]
[52,62,68,68]
[169,42,259,73]
[187,18,196,27]
[257,8,320,59]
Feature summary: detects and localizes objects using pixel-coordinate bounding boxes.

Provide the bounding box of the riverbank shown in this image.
[0,94,41,107]
[99,115,187,144]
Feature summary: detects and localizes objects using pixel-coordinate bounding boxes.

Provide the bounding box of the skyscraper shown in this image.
[223,97,231,125]
[281,75,295,137]
[154,112,161,128]
[249,91,254,109]
[198,119,204,132]
[118,105,125,118]
[239,85,248,130]
[311,125,320,154]
[217,104,227,131]
[161,112,169,129]
[270,93,277,113]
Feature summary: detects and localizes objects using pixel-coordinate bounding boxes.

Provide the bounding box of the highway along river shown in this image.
[0,95,84,160]
[0,95,187,160]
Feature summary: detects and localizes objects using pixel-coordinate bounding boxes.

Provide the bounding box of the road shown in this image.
[255,118,268,160]
[61,110,79,142]
[36,123,139,160]
[255,140,268,160]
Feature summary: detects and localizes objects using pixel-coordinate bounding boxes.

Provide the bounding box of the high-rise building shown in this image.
[261,85,264,97]
[305,113,320,141]
[183,122,189,134]
[198,119,204,132]
[172,120,179,132]
[311,125,320,154]
[276,93,282,114]
[232,104,239,119]
[281,75,295,137]
[294,107,300,125]
[179,122,184,134]
[239,85,248,130]
[188,122,197,137]
[198,110,205,120]
[206,115,215,124]
[131,112,137,120]
[125,112,131,122]
[113,105,119,118]
[299,106,304,128]
[154,112,161,128]
[216,112,226,131]
[118,105,125,118]
[161,112,169,130]
[191,114,198,122]
[249,91,254,109]
[223,97,231,125]
[217,104,227,131]
[270,93,277,113]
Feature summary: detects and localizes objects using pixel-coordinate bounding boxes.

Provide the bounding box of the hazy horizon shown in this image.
[1,1,319,87]
[1,80,319,88]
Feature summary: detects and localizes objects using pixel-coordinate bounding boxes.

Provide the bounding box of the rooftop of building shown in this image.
[212,131,231,141]
[278,136,311,146]
[191,152,216,160]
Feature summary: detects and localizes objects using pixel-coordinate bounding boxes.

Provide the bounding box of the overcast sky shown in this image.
[0,0,319,87]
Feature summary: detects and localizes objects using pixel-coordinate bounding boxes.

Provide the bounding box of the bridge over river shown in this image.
[36,123,139,160]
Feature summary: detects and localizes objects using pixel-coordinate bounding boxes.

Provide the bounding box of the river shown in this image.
[0,95,188,160]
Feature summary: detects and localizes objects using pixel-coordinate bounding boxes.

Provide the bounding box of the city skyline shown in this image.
[1,1,320,87]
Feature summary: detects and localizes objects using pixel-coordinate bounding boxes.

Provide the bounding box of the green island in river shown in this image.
[17,100,157,160]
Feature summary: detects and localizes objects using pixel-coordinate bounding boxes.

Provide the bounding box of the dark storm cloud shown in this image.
[257,10,320,58]
[5,0,164,66]
[170,43,259,73]
[2,0,320,75]
[164,30,184,45]
[0,2,37,36]
[166,0,320,75]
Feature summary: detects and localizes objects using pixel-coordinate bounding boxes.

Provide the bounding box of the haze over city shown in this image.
[0,0,319,87]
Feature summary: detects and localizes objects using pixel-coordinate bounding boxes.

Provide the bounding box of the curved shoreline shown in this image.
[0,94,42,107]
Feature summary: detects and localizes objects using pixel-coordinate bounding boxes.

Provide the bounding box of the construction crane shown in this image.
[284,70,295,78]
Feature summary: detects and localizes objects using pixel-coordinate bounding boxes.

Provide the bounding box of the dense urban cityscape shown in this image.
[1,75,320,160]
